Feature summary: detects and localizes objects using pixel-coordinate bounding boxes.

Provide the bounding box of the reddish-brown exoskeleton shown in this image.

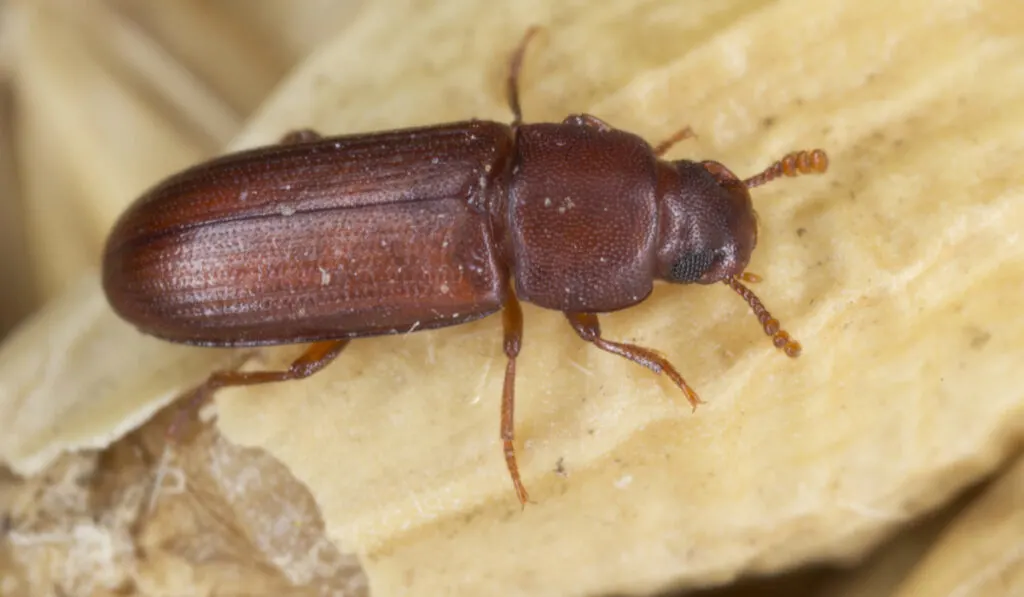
[102,28,828,506]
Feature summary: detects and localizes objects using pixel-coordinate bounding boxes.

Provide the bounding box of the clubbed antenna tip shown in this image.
[723,276,801,358]
[744,149,828,189]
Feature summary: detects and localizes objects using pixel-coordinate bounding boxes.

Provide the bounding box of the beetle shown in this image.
[102,28,828,506]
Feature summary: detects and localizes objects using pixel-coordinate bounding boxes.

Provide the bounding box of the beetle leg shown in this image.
[500,290,530,507]
[280,129,322,145]
[563,113,614,132]
[652,126,697,157]
[507,26,540,127]
[202,339,349,389]
[565,312,704,411]
[170,340,350,435]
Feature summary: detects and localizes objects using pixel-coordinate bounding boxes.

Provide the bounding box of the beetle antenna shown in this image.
[743,149,828,189]
[723,276,801,358]
[507,26,541,127]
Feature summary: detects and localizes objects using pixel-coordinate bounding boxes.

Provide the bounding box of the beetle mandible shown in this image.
[102,28,828,506]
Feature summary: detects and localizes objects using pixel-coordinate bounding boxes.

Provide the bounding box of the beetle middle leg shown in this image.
[565,312,703,411]
[500,290,530,507]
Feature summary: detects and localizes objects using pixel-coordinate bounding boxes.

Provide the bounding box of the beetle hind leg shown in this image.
[203,340,349,389]
[565,312,704,411]
[169,340,349,435]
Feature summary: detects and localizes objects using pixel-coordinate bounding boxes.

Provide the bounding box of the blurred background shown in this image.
[0,0,367,342]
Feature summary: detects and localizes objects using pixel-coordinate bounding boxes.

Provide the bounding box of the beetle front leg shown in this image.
[565,312,704,411]
[500,290,530,507]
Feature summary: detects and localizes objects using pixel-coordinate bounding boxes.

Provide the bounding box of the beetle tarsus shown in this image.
[565,312,703,411]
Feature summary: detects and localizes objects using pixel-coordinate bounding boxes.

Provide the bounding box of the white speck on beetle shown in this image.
[431,157,439,164]
[318,267,331,286]
[544,197,552,207]
[440,283,450,294]
[279,204,296,216]
[238,190,249,202]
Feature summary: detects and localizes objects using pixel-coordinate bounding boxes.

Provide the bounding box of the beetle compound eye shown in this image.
[670,249,716,282]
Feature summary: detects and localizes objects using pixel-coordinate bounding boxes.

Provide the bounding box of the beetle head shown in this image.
[654,148,828,358]
[655,149,828,286]
[656,160,758,285]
